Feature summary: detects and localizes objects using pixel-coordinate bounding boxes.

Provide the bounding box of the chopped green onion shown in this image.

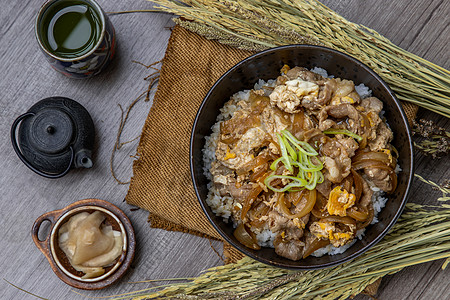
[323,128,363,142]
[283,135,297,161]
[270,157,284,171]
[264,174,308,192]
[304,172,317,190]
[282,130,318,155]
[277,133,293,173]
[264,130,324,192]
[292,156,323,172]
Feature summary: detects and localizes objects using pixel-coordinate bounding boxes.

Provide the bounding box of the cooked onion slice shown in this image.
[352,151,395,168]
[303,237,330,259]
[241,185,263,220]
[347,207,369,221]
[320,216,356,227]
[233,223,261,250]
[357,206,375,230]
[352,161,388,172]
[278,189,316,219]
[291,110,305,134]
[311,192,330,218]
[249,202,270,228]
[351,169,363,202]
[237,150,274,176]
[351,152,398,193]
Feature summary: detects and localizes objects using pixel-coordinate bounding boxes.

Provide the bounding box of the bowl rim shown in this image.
[190,44,414,269]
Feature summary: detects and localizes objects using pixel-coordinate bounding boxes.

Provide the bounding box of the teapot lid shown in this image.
[29,108,74,154]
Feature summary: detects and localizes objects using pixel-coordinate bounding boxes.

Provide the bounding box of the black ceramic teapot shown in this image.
[11,97,95,178]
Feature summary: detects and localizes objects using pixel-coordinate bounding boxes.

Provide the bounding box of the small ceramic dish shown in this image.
[32,199,135,290]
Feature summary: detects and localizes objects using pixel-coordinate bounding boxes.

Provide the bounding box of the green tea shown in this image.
[39,0,102,59]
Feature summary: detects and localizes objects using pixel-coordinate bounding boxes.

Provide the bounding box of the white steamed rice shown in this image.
[202,67,399,257]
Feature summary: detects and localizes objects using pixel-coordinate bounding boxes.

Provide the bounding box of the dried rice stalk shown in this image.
[114,176,450,300]
[151,0,450,118]
[111,201,450,299]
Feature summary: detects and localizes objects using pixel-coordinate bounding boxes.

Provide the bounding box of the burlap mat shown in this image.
[125,25,417,295]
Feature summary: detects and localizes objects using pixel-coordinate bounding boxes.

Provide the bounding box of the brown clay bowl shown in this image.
[190,45,414,269]
[32,199,135,289]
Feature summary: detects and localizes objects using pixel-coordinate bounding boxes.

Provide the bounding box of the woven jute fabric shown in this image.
[402,102,419,126]
[125,25,255,243]
[125,25,417,297]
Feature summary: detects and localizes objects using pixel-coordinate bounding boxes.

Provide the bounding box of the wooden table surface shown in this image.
[0,0,448,299]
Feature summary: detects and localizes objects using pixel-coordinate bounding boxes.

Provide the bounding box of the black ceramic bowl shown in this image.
[190,45,414,269]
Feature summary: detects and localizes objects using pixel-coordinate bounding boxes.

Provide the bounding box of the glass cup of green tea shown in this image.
[35,0,116,79]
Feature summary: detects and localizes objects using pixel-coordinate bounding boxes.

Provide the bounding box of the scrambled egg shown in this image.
[224,146,236,160]
[327,186,356,217]
[310,221,354,247]
[269,79,319,113]
[310,221,335,239]
[328,232,353,245]
[330,95,355,106]
[285,79,319,97]
[280,64,290,75]
[293,217,306,229]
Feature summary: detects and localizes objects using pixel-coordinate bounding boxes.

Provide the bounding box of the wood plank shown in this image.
[0,0,448,299]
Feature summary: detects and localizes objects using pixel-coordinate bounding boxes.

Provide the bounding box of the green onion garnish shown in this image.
[323,128,363,142]
[265,129,324,192]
